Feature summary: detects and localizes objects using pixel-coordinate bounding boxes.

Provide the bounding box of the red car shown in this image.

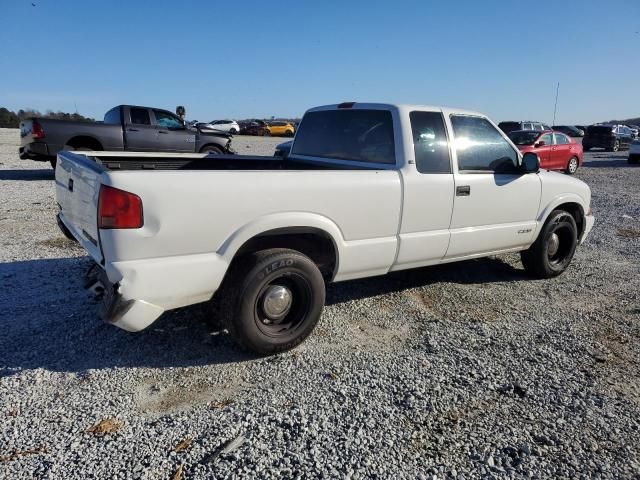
[508,130,583,174]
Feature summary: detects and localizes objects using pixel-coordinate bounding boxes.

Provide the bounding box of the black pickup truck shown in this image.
[20,105,233,168]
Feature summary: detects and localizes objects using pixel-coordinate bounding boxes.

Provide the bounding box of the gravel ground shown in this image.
[1,128,639,479]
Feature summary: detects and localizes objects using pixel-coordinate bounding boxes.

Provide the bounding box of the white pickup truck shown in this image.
[55,102,594,354]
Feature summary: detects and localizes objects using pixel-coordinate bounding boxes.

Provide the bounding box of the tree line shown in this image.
[0,107,94,128]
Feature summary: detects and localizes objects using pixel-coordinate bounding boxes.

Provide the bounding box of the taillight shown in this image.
[32,120,45,139]
[98,185,143,229]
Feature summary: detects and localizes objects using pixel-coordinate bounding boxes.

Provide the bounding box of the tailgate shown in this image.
[55,151,105,263]
[19,119,34,146]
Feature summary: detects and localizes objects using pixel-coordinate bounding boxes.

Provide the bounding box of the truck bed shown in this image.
[80,152,380,171]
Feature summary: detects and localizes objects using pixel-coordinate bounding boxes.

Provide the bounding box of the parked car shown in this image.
[268,121,295,137]
[629,139,640,164]
[241,120,270,136]
[498,121,552,134]
[200,120,240,134]
[19,105,233,168]
[582,124,635,152]
[552,125,584,137]
[55,101,594,355]
[627,125,639,138]
[508,130,583,174]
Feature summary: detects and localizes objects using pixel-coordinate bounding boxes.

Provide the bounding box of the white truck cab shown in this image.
[55,102,594,354]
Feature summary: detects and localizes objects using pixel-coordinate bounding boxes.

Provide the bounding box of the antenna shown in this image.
[74,101,78,114]
[552,82,560,126]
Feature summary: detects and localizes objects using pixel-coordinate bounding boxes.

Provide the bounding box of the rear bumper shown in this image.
[85,252,230,332]
[85,265,165,332]
[19,142,52,161]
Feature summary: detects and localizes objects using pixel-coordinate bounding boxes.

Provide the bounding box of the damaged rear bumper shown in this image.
[85,264,164,332]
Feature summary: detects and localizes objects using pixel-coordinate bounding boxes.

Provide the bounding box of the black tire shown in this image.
[229,128,237,135]
[49,158,57,170]
[628,154,639,164]
[217,248,325,355]
[263,130,271,137]
[566,156,579,175]
[521,210,578,279]
[200,145,224,154]
[285,130,294,137]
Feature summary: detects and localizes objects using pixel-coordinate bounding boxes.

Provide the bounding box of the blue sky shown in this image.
[0,0,638,124]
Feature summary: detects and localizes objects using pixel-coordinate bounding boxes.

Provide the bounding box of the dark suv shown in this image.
[582,124,634,152]
[498,121,552,134]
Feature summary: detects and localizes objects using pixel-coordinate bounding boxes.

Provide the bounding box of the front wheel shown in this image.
[200,145,224,155]
[217,248,325,355]
[566,156,579,174]
[521,210,578,279]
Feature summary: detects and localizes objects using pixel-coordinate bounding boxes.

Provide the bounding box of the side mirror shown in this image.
[535,140,545,147]
[521,152,540,173]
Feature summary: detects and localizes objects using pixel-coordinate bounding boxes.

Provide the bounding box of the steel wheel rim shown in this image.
[569,158,578,173]
[547,223,573,265]
[254,273,312,338]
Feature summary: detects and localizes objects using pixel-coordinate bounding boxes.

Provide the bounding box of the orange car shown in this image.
[267,121,295,137]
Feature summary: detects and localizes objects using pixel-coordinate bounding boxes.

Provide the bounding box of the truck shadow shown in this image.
[0,168,54,181]
[326,256,526,306]
[0,254,525,376]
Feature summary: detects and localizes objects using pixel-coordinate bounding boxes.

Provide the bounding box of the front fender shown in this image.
[533,192,588,240]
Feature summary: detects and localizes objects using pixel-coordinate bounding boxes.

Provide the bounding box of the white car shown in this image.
[200,119,240,134]
[55,102,595,354]
[629,139,640,164]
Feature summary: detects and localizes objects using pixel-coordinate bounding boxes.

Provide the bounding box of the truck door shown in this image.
[391,110,455,270]
[123,107,159,151]
[445,114,541,259]
[152,109,196,152]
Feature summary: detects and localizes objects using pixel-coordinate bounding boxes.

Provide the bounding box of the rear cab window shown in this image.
[130,108,151,125]
[291,109,396,165]
[409,111,451,173]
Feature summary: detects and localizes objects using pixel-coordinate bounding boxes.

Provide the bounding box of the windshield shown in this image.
[508,131,540,145]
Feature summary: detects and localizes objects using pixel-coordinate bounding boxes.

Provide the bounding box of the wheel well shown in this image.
[199,143,223,153]
[554,202,585,238]
[233,228,338,281]
[65,136,103,150]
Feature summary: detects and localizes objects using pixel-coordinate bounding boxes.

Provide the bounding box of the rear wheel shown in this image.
[611,140,620,152]
[566,156,579,174]
[629,154,639,164]
[230,128,237,134]
[216,248,325,355]
[521,210,578,279]
[49,159,57,169]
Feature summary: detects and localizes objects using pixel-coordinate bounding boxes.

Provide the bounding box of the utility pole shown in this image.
[552,82,560,126]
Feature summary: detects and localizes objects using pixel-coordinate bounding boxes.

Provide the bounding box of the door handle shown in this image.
[68,178,74,192]
[127,128,139,132]
[456,185,470,196]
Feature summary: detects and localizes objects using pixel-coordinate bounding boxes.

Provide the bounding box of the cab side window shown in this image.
[450,115,519,173]
[130,108,151,125]
[153,110,183,129]
[409,111,451,173]
[539,133,553,145]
